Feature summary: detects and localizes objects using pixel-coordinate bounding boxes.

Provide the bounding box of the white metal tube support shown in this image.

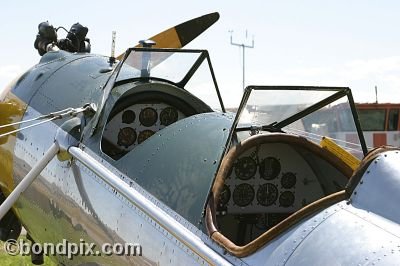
[0,142,59,220]
[68,146,231,266]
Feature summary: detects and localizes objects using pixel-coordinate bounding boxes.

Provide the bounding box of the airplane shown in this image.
[1,11,400,266]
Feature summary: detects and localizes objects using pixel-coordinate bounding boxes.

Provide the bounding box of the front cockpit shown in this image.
[97,48,224,160]
[101,81,211,159]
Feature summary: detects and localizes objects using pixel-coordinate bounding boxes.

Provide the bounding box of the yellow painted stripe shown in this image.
[149,27,182,49]
[320,137,360,171]
[0,88,27,195]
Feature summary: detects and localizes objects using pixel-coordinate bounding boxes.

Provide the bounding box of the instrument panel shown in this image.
[218,143,324,214]
[102,103,185,159]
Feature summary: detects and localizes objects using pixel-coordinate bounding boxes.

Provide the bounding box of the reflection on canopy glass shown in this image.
[116,49,223,110]
[235,87,365,157]
[238,90,336,127]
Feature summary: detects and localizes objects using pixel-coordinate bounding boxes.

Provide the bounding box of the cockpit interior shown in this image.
[101,81,212,160]
[202,85,368,257]
[206,133,354,256]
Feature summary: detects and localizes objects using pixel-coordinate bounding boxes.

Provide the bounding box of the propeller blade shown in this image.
[116,12,220,60]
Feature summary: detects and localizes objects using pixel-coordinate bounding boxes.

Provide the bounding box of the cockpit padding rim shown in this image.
[106,91,200,123]
[112,79,213,114]
[206,190,346,257]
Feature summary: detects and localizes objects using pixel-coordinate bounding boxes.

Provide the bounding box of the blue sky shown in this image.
[1,1,400,107]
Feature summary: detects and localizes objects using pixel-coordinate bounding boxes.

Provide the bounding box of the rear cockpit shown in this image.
[205,86,368,256]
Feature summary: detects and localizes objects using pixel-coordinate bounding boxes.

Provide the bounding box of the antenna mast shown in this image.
[109,31,116,65]
[230,30,255,91]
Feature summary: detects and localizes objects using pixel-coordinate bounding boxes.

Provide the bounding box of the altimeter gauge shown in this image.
[281,172,297,189]
[139,107,158,127]
[232,183,255,207]
[279,191,295,207]
[260,157,281,180]
[160,107,179,126]
[122,110,136,124]
[256,183,278,206]
[219,184,231,206]
[138,130,155,144]
[117,127,137,148]
[234,157,257,180]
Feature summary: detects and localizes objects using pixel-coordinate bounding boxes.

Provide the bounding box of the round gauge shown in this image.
[137,130,155,144]
[234,157,257,180]
[259,157,281,180]
[121,110,135,124]
[281,172,297,189]
[117,127,137,148]
[232,183,255,207]
[139,107,158,127]
[279,191,295,207]
[160,107,179,126]
[219,184,231,206]
[256,183,278,206]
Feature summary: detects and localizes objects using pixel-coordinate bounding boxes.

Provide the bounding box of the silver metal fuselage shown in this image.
[6,51,237,265]
[3,50,400,265]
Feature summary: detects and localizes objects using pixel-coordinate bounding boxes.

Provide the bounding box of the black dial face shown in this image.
[137,130,155,144]
[160,107,179,126]
[219,184,231,206]
[117,127,137,148]
[279,191,295,207]
[122,110,136,124]
[139,107,158,127]
[256,183,278,206]
[281,172,297,189]
[259,157,281,180]
[234,157,257,180]
[232,183,255,207]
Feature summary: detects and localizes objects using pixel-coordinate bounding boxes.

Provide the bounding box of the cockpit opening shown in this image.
[101,81,212,159]
[206,133,352,256]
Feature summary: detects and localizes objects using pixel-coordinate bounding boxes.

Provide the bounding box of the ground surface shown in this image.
[0,236,56,266]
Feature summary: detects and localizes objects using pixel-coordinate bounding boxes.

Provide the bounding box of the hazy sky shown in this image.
[1,0,400,107]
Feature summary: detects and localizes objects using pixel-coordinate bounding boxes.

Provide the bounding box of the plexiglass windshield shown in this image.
[119,50,200,83]
[116,48,224,111]
[234,86,367,158]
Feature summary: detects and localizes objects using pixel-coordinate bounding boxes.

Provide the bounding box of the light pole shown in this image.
[230,30,255,91]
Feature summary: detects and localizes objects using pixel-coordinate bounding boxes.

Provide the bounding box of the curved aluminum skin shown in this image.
[3,48,400,265]
[11,106,239,265]
[0,142,59,220]
[68,146,231,266]
[243,150,400,265]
